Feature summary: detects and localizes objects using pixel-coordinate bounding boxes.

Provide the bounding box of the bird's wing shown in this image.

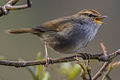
[33,16,76,32]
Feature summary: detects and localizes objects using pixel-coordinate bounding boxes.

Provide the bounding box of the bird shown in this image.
[7,9,106,64]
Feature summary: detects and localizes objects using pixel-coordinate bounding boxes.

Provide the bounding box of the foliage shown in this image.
[26,52,50,80]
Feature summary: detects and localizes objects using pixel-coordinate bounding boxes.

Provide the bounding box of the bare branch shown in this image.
[0,0,31,16]
[92,44,116,80]
[0,49,119,68]
[100,43,107,56]
[92,61,111,80]
[6,0,20,6]
[6,5,31,10]
[0,53,103,67]
[92,49,120,80]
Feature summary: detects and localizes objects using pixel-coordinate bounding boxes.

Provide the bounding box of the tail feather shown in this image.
[7,28,33,34]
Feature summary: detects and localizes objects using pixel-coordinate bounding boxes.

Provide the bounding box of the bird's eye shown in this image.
[88,14,93,17]
[88,14,98,17]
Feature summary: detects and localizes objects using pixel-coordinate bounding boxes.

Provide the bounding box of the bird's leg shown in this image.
[44,41,50,66]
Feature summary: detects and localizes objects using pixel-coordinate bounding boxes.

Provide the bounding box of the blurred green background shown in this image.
[0,0,120,80]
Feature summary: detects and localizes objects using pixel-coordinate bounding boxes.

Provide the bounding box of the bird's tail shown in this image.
[7,28,34,34]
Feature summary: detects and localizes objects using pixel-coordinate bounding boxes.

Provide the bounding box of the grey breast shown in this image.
[51,23,92,54]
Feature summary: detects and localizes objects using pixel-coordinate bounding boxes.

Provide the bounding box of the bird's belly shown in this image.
[49,34,88,54]
[53,42,85,54]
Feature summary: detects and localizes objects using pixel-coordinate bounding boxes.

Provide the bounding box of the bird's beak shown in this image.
[94,16,107,24]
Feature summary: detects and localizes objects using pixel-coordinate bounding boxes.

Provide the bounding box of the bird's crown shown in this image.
[76,9,102,17]
[80,9,101,16]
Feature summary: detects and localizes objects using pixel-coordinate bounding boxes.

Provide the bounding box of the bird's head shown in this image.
[75,9,107,24]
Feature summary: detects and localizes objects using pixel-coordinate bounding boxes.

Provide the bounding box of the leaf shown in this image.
[60,63,72,75]
[68,64,81,80]
[0,56,4,60]
[42,72,50,80]
[27,66,37,80]
[36,52,42,80]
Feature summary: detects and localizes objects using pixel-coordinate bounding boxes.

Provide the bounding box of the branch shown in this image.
[0,0,31,16]
[92,44,119,80]
[0,49,119,67]
[92,61,111,80]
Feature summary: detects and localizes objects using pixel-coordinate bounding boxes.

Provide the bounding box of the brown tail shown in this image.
[7,28,34,34]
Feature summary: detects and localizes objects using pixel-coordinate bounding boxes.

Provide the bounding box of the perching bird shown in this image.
[7,9,106,64]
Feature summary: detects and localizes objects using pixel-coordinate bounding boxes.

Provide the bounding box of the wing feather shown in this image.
[33,16,76,32]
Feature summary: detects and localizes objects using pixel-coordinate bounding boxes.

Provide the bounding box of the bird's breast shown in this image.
[47,24,97,54]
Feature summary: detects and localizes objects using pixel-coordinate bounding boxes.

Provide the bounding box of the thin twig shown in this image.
[102,63,112,80]
[75,58,88,80]
[100,43,107,57]
[0,0,31,16]
[92,43,110,80]
[92,61,111,80]
[92,47,120,80]
[87,67,92,80]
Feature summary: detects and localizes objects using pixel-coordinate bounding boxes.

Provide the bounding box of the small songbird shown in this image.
[7,9,106,62]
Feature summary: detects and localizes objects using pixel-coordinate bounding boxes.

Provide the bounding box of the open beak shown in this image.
[94,16,107,24]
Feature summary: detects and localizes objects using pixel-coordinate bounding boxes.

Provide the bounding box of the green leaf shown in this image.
[42,72,50,80]
[27,66,37,80]
[68,64,81,80]
[60,63,72,75]
[36,52,42,80]
[0,56,4,60]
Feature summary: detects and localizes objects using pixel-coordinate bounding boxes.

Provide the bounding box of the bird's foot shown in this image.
[44,57,52,67]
